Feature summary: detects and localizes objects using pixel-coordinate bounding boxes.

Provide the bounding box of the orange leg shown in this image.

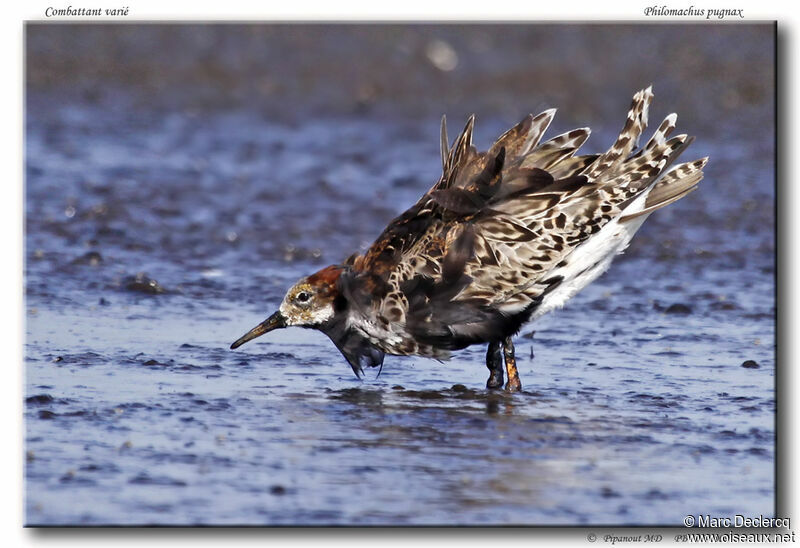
[503,336,522,392]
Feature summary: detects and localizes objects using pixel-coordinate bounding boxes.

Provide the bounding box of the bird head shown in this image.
[230,265,343,350]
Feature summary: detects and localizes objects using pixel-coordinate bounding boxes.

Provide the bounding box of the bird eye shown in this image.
[296,291,311,303]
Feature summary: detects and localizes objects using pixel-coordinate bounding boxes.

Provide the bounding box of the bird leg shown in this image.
[485,341,504,389]
[503,336,522,392]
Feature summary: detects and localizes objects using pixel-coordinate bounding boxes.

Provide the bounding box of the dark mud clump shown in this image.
[664,303,693,315]
[122,273,167,295]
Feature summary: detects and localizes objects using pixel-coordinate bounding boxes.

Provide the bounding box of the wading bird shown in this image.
[231,87,706,391]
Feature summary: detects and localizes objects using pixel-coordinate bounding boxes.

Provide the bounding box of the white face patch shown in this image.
[303,302,335,326]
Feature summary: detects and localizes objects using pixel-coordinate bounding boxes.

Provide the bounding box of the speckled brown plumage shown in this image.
[231,87,708,391]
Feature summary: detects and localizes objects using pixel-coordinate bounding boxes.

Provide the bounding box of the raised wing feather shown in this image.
[343,87,704,355]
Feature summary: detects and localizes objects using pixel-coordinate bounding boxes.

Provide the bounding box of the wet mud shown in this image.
[25,24,774,525]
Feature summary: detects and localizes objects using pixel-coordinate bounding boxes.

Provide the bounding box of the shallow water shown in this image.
[24,24,775,525]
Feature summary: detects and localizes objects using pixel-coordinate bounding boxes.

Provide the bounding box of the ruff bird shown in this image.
[231,87,707,391]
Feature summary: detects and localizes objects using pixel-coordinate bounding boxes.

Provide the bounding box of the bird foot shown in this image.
[504,376,522,392]
[486,338,523,392]
[486,371,504,389]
